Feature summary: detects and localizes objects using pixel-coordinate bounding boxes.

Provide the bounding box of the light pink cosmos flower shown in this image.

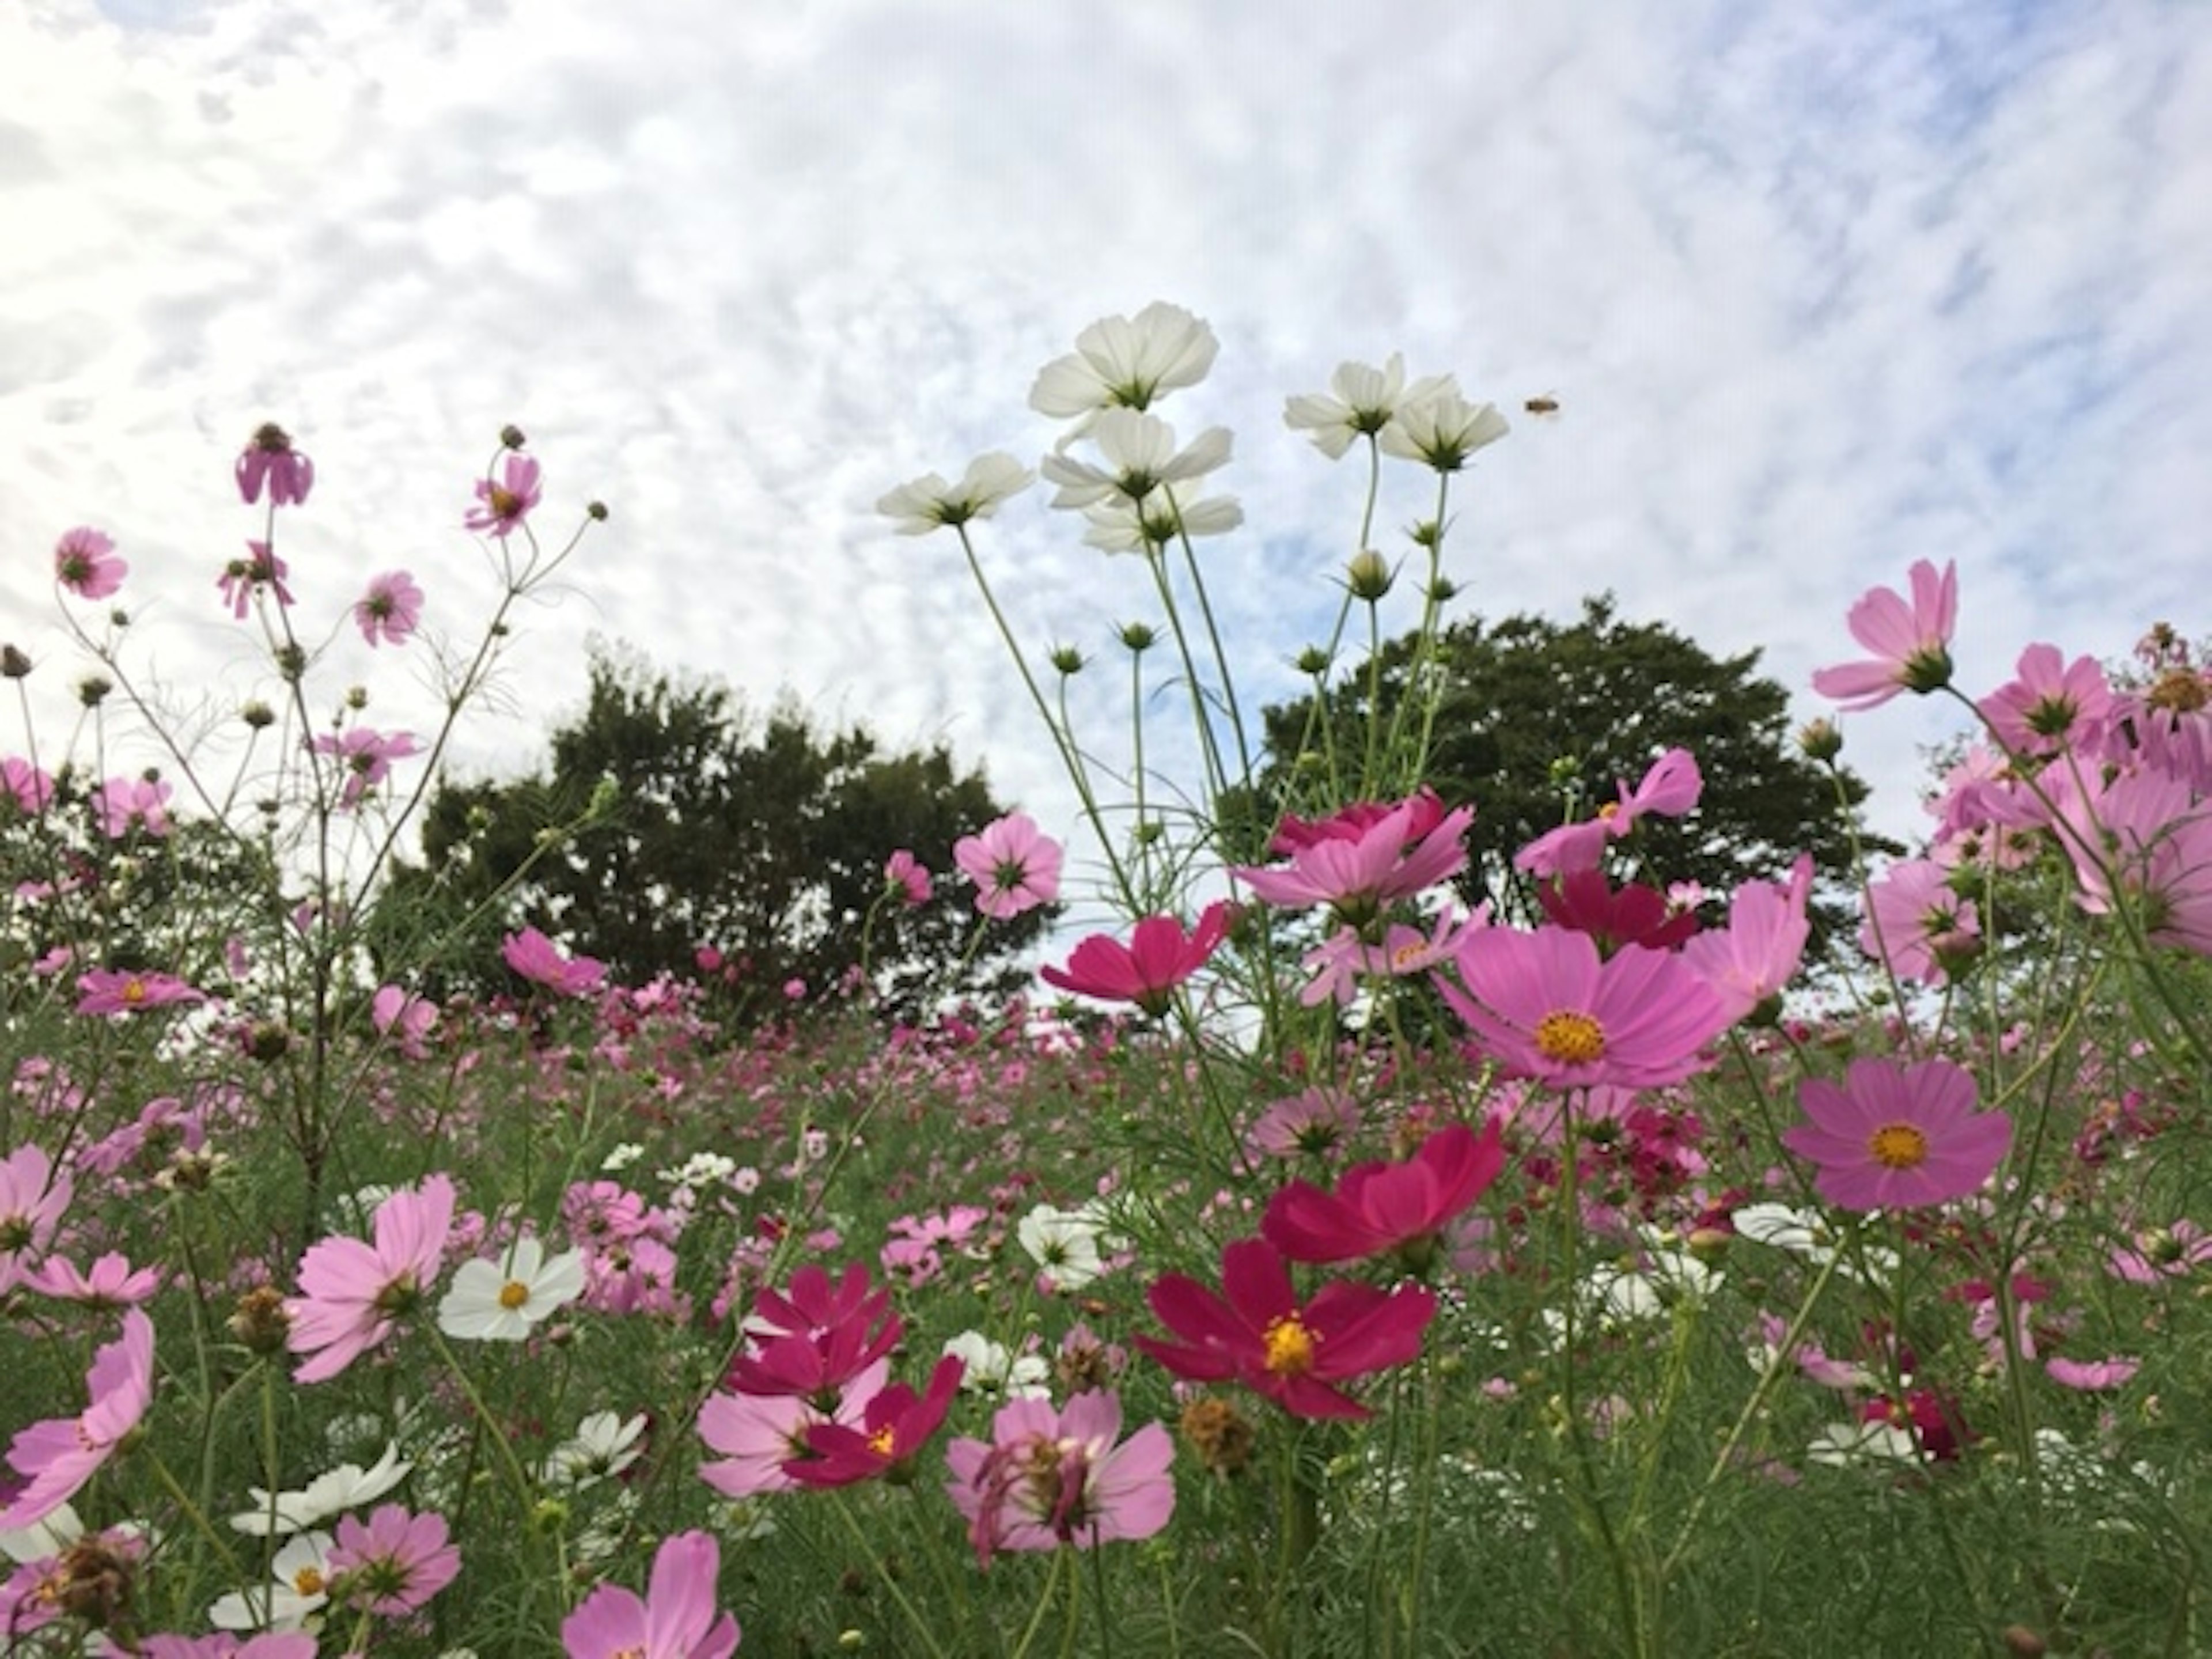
[1243,1087,1363,1161]
[286,1175,457,1384]
[953,813,1063,920]
[501,927,608,997]
[2050,770,2212,957]
[1781,1057,2010,1211]
[883,847,932,906]
[217,540,294,619]
[312,729,421,808]
[1514,749,1703,879]
[561,1530,738,1659]
[0,1143,73,1294]
[1978,642,2114,757]
[2045,1355,2139,1392]
[945,1390,1175,1567]
[698,1358,887,1498]
[1234,798,1474,926]
[138,1636,319,1659]
[354,571,425,648]
[2107,1219,2212,1283]
[1300,907,1487,1006]
[2,757,53,815]
[464,454,543,539]
[1859,858,1980,984]
[74,968,206,1017]
[23,1251,162,1308]
[90,777,172,839]
[1680,854,1815,1022]
[236,422,315,507]
[0,1309,156,1531]
[370,984,439,1059]
[1810,558,1957,710]
[54,527,127,600]
[327,1504,460,1615]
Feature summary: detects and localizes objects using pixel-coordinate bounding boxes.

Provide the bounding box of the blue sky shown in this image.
[3,0,2207,902]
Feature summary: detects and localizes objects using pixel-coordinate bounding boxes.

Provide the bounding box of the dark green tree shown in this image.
[374,644,1052,1023]
[1253,594,1892,952]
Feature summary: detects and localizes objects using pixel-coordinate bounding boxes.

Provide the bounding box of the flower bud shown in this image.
[1407,518,1444,549]
[242,700,276,729]
[78,675,113,707]
[1179,1395,1256,1478]
[1118,622,1158,653]
[229,1285,292,1354]
[1426,575,1459,605]
[1,645,31,678]
[344,685,369,710]
[1295,646,1333,676]
[1047,645,1086,677]
[275,643,308,682]
[109,609,130,628]
[1797,718,1843,763]
[1346,549,1395,602]
[500,423,528,450]
[586,501,610,522]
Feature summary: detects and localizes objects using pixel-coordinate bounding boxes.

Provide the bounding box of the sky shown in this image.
[4,0,2209,915]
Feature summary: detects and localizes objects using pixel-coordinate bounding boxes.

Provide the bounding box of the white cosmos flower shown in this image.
[1015,1202,1110,1290]
[1039,408,1233,510]
[209,1530,335,1630]
[1284,354,1439,460]
[1030,301,1218,420]
[876,452,1035,535]
[1379,382,1510,471]
[1081,487,1243,553]
[230,1442,411,1535]
[541,1410,649,1489]
[436,1236,586,1341]
[0,1501,81,1564]
[1806,1420,1923,1469]
[942,1331,1051,1400]
[1733,1202,1898,1282]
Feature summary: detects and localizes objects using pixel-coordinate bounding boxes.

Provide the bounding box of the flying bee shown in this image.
[1522,393,1561,419]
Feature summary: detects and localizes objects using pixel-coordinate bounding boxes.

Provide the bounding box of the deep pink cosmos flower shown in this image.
[286,1175,457,1384]
[1235,797,1473,926]
[236,422,315,506]
[0,1144,73,1294]
[1533,870,1699,955]
[727,1262,901,1397]
[465,454,543,540]
[54,527,127,600]
[1262,1120,1506,1270]
[327,1504,461,1614]
[1040,901,1232,1016]
[217,540,293,618]
[90,777,172,839]
[313,728,421,808]
[562,1531,739,1659]
[1979,642,2114,757]
[74,968,206,1017]
[1811,559,1957,710]
[1437,927,1728,1091]
[954,813,1063,919]
[1859,858,1981,984]
[884,847,932,907]
[700,1359,885,1497]
[945,1389,1175,1567]
[789,1354,966,1487]
[354,571,425,648]
[1269,787,1453,854]
[1136,1237,1435,1421]
[1781,1057,2010,1211]
[1681,854,1815,1022]
[501,926,608,997]
[0,1308,156,1531]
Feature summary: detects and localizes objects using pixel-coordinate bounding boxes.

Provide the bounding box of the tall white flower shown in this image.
[1379,383,1510,472]
[876,452,1035,535]
[1284,354,1440,460]
[1016,1202,1110,1290]
[541,1410,649,1490]
[230,1443,412,1536]
[1082,487,1243,553]
[1030,301,1218,419]
[436,1236,586,1342]
[1039,408,1233,511]
[941,1331,1051,1400]
[209,1531,335,1630]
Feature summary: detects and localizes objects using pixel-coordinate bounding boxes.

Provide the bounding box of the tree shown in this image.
[1253,594,1892,952]
[374,643,1051,1023]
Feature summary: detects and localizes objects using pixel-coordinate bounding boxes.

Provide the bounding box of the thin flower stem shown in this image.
[1143,543,1229,807]
[1009,1546,1069,1659]
[830,1491,954,1659]
[1169,507,1253,787]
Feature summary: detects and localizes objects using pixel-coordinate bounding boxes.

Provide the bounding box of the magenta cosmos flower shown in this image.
[1810,558,1957,711]
[1436,927,1728,1091]
[945,1389,1176,1567]
[1039,900,1232,1016]
[355,571,425,648]
[501,926,608,997]
[465,453,543,539]
[790,1354,966,1488]
[562,1530,738,1659]
[218,540,293,618]
[1262,1119,1506,1270]
[1136,1237,1436,1421]
[55,527,127,600]
[74,968,206,1017]
[328,1504,461,1614]
[1234,797,1472,927]
[0,1308,156,1531]
[236,422,315,506]
[286,1175,456,1383]
[954,812,1063,920]
[1781,1056,2010,1211]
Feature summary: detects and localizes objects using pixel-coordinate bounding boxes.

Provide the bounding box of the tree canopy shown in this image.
[374,643,1050,1022]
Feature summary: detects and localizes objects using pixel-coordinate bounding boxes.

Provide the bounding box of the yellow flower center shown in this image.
[293,1566,325,1596]
[1262,1314,1317,1376]
[498,1279,531,1309]
[1867,1123,1929,1170]
[489,486,521,516]
[1535,1010,1605,1065]
[868,1425,898,1457]
[122,978,147,1005]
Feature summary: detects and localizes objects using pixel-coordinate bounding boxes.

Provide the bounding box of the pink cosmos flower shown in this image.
[327,1504,460,1615]
[354,571,425,648]
[0,1143,73,1293]
[370,984,439,1059]
[1040,901,1232,1017]
[2107,1219,2212,1283]
[1298,907,1486,1006]
[312,728,421,808]
[2045,1355,2139,1392]
[1269,787,1453,853]
[1262,1120,1506,1270]
[945,1389,1175,1567]
[0,1309,156,1531]
[1437,927,1728,1091]
[954,813,1063,919]
[464,454,543,540]
[1859,859,1980,984]
[1810,558,1957,710]
[1781,1057,2010,1211]
[1235,797,1473,926]
[236,422,315,507]
[726,1263,900,1397]
[218,540,293,618]
[54,527,127,600]
[884,847,932,906]
[1136,1236,1435,1421]
[562,1531,739,1659]
[2,756,54,815]
[138,1637,319,1659]
[286,1175,457,1384]
[74,968,206,1017]
[789,1355,967,1487]
[91,777,173,839]
[1978,642,2114,757]
[501,927,608,997]
[1243,1087,1363,1161]
[1514,750,1703,879]
[23,1251,162,1308]
[1680,854,1815,1022]
[699,1358,886,1498]
[2052,770,2212,957]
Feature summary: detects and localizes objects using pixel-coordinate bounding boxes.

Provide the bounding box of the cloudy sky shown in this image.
[5,0,2207,906]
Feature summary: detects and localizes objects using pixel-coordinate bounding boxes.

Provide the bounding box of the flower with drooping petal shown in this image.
[1811,559,1957,710]
[2046,1355,2139,1391]
[953,813,1062,920]
[790,1355,966,1487]
[74,968,206,1017]
[55,528,127,600]
[501,926,607,997]
[1378,382,1509,471]
[1234,797,1474,928]
[437,1236,586,1341]
[236,422,314,507]
[354,571,424,647]
[218,540,293,618]
[1031,301,1217,419]
[876,452,1033,534]
[370,984,438,1059]
[464,453,542,539]
[1262,1120,1506,1270]
[882,848,931,906]
[945,1389,1175,1566]
[285,1176,456,1384]
[230,1444,412,1536]
[1681,855,1815,1022]
[1039,902,1232,1017]
[1039,408,1234,511]
[1781,1056,2010,1211]
[0,1310,155,1531]
[1135,1237,1435,1421]
[561,1529,738,1659]
[326,1505,459,1615]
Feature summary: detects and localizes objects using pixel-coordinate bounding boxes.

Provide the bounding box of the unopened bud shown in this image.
[344,685,369,710]
[1047,645,1086,677]
[1427,575,1459,605]
[275,643,308,682]
[586,501,609,522]
[1295,646,1333,676]
[1407,518,1444,550]
[228,1286,291,1354]
[1798,718,1843,763]
[78,675,113,707]
[1,645,31,678]
[241,700,275,730]
[1118,622,1157,653]
[109,609,130,629]
[1346,549,1394,602]
[500,423,528,450]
